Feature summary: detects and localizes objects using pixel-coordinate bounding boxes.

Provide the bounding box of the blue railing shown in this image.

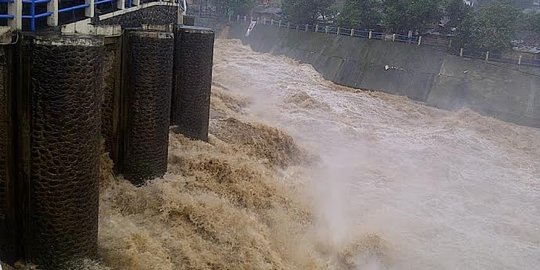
[0,0,15,26]
[11,0,179,31]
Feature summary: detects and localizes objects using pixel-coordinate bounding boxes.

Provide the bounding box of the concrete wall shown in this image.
[231,24,540,128]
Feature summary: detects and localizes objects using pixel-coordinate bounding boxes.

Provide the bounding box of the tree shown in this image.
[456,1,521,53]
[282,0,335,24]
[526,13,540,33]
[443,0,471,29]
[382,0,443,33]
[338,0,381,30]
[213,0,256,17]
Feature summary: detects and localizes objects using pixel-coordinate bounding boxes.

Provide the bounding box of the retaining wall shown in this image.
[231,24,540,127]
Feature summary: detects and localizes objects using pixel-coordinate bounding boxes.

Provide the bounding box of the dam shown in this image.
[0,3,539,270]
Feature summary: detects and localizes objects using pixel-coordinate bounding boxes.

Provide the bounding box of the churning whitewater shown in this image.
[89,38,539,270]
[209,39,540,269]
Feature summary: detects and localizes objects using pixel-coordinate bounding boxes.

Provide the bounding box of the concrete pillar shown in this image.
[117,0,125,9]
[19,34,104,269]
[8,0,21,30]
[171,26,214,142]
[85,0,94,18]
[101,36,122,166]
[47,0,58,26]
[120,30,174,185]
[0,45,16,265]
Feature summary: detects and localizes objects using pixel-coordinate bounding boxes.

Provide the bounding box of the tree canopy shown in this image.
[282,0,334,24]
[338,0,381,30]
[382,0,443,32]
[456,1,521,53]
[213,0,257,16]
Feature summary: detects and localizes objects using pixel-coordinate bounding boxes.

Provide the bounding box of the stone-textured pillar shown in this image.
[101,36,122,165]
[120,30,173,185]
[19,34,103,269]
[171,26,214,141]
[0,45,16,265]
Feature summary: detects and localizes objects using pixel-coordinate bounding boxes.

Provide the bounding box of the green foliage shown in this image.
[338,0,381,29]
[443,0,471,28]
[382,0,443,32]
[282,0,335,24]
[456,1,521,53]
[526,13,540,32]
[213,0,256,16]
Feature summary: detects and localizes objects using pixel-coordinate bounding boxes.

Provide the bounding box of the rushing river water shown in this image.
[209,39,540,270]
[84,38,540,270]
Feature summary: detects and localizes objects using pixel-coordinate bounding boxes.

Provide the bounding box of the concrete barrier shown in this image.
[171,26,214,141]
[18,34,104,269]
[235,24,540,128]
[120,30,174,185]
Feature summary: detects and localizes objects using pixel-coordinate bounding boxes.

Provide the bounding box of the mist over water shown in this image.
[212,39,540,270]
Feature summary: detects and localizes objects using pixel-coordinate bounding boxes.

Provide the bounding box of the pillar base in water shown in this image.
[19,34,103,269]
[120,30,174,185]
[171,26,214,142]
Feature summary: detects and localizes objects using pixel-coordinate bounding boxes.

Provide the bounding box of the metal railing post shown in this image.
[8,0,22,29]
[117,0,125,10]
[85,0,94,17]
[47,0,58,26]
[30,0,35,31]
